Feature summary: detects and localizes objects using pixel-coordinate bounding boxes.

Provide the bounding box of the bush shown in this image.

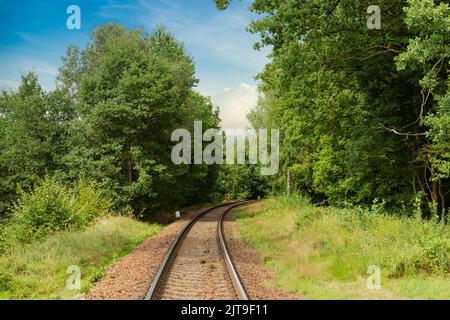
[416,224,450,274]
[2,178,111,245]
[8,178,78,243]
[73,179,112,225]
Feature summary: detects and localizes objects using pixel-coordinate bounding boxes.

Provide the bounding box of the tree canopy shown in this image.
[217,0,450,218]
[0,24,220,217]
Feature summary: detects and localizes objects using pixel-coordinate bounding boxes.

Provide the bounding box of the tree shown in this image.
[0,73,74,215]
[58,24,219,214]
[396,0,450,218]
[216,0,449,216]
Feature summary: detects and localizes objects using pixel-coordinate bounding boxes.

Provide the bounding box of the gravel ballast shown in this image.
[86,212,195,300]
[87,203,299,300]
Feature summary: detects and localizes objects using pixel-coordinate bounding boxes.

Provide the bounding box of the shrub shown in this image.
[73,179,112,225]
[2,177,111,245]
[0,270,14,292]
[416,224,450,274]
[8,178,78,242]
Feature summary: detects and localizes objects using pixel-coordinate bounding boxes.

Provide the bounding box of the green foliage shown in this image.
[0,270,14,292]
[0,73,75,215]
[72,179,113,225]
[0,216,160,299]
[217,163,269,200]
[218,0,450,216]
[235,197,450,299]
[0,23,220,220]
[396,0,450,188]
[58,24,219,214]
[417,224,449,274]
[2,178,111,246]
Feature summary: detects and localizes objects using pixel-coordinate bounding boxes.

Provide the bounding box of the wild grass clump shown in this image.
[0,178,162,299]
[274,194,450,277]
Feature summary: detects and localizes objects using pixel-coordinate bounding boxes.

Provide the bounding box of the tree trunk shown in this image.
[127,153,133,186]
[431,179,439,218]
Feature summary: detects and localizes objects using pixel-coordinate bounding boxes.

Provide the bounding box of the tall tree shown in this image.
[216,0,450,216]
[396,0,450,217]
[59,24,219,214]
[0,73,74,215]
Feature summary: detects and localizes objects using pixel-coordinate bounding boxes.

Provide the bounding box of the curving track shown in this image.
[145,202,251,300]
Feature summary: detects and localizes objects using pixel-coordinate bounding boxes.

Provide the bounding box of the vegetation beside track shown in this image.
[234,196,450,300]
[0,216,160,299]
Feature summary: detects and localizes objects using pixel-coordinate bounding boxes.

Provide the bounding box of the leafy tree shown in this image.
[58,24,219,214]
[216,0,450,218]
[217,163,269,200]
[396,0,450,217]
[0,73,74,215]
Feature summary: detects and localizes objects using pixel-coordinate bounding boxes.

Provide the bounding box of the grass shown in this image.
[234,196,450,300]
[0,216,161,299]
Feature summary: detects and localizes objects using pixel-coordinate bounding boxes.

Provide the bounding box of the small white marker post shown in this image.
[175,211,181,219]
[287,168,290,195]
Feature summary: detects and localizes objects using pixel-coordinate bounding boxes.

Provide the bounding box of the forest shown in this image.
[219,0,450,220]
[1,0,450,244]
[0,0,449,300]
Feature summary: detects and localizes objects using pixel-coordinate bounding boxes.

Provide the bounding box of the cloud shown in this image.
[0,57,58,91]
[98,4,137,18]
[212,83,259,130]
[0,78,19,90]
[136,0,269,72]
[14,58,58,76]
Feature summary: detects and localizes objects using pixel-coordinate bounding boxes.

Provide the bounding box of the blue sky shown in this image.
[0,0,270,128]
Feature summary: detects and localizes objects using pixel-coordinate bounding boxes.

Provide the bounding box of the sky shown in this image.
[0,0,270,129]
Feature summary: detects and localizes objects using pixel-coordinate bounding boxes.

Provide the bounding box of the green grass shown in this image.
[0,216,161,299]
[234,196,450,300]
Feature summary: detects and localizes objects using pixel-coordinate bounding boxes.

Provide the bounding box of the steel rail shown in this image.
[217,201,251,300]
[145,201,250,300]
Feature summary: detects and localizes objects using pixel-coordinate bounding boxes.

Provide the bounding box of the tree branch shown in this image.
[377,124,426,137]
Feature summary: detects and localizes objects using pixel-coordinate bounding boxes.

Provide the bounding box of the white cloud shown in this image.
[136,0,269,72]
[0,56,58,91]
[98,4,136,18]
[211,83,259,130]
[0,79,19,90]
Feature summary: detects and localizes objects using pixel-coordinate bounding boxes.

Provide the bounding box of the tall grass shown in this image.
[0,216,161,299]
[0,177,162,299]
[235,195,450,299]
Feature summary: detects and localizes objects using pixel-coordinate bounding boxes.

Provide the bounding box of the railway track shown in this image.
[145,201,252,300]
